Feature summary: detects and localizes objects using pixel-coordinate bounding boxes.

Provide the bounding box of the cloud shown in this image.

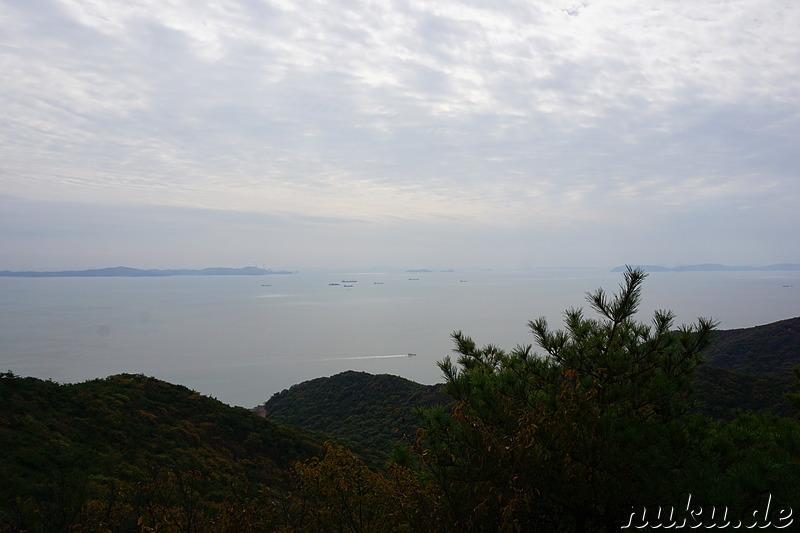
[1,0,798,268]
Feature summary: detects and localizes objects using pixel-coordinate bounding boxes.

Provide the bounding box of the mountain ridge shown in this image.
[0,266,293,277]
[611,263,800,272]
[2,316,799,529]
[260,316,800,447]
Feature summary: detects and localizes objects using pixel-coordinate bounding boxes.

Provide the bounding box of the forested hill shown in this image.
[2,316,799,530]
[693,316,800,419]
[702,316,800,374]
[261,318,800,448]
[0,373,322,481]
[0,373,323,530]
[259,371,450,465]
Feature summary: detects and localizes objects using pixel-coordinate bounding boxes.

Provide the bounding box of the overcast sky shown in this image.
[1,0,798,271]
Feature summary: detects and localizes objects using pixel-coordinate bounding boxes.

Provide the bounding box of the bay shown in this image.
[1,268,798,407]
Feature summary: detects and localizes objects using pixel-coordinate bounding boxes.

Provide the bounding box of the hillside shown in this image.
[260,371,450,462]
[261,318,800,450]
[702,316,800,374]
[2,315,799,531]
[690,317,800,418]
[0,372,323,531]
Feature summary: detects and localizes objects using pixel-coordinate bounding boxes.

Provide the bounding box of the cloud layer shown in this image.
[1,0,798,269]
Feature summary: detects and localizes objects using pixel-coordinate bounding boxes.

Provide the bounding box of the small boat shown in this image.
[342,280,357,283]
[374,282,384,285]
[328,283,340,286]
[408,278,419,281]
[407,353,417,357]
[343,284,354,288]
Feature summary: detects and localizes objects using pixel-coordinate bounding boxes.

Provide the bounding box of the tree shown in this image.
[288,442,445,532]
[416,266,716,531]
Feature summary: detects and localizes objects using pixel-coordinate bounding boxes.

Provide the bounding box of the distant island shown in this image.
[612,263,800,272]
[0,266,293,277]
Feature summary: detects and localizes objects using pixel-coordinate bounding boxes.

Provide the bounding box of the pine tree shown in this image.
[417,267,716,531]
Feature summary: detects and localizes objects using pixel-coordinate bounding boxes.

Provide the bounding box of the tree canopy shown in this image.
[411,267,714,530]
[3,268,799,532]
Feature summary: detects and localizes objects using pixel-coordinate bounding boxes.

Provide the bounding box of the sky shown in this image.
[1,0,799,271]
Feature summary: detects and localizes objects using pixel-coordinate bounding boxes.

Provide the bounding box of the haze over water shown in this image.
[1,268,798,408]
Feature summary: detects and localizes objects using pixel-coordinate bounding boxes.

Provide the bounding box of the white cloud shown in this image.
[1,0,798,268]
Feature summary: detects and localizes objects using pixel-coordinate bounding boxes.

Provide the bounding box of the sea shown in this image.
[1,268,798,408]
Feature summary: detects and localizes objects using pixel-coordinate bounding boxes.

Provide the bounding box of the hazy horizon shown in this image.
[2,1,799,270]
[3,269,797,407]
[3,262,800,275]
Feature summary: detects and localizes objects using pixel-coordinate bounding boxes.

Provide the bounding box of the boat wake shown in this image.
[318,354,413,361]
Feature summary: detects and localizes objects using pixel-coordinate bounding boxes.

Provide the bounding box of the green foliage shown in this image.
[702,317,800,375]
[786,366,800,412]
[262,370,449,467]
[416,267,719,531]
[0,373,323,531]
[2,270,800,532]
[693,413,800,509]
[692,316,800,419]
[695,364,797,419]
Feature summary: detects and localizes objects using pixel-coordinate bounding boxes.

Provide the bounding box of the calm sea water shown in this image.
[1,268,797,407]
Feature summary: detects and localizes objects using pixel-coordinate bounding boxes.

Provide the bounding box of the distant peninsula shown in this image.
[611,263,800,273]
[0,266,293,277]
